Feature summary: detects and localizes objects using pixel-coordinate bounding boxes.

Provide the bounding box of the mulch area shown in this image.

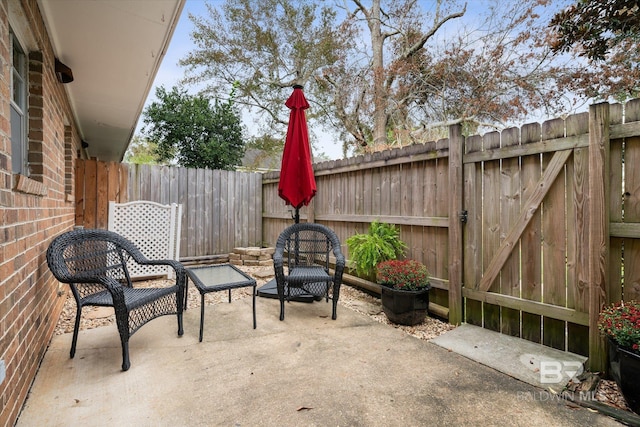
[53,264,634,419]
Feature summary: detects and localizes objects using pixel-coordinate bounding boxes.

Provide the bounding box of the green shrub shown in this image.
[345,221,407,280]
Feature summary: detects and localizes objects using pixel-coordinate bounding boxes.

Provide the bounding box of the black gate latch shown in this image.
[459,210,468,223]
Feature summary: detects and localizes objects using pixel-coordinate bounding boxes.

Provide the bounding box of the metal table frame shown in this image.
[186,264,257,342]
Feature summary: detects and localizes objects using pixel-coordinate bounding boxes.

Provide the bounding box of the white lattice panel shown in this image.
[108,201,182,279]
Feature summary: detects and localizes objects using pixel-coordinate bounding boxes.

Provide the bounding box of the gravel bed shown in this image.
[52,264,631,416]
[53,265,455,340]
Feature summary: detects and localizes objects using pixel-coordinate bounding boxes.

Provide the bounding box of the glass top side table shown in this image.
[186,264,257,342]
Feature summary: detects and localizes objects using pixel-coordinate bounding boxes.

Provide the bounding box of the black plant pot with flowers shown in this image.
[377,259,431,326]
[607,337,640,414]
[381,285,430,326]
[599,301,640,414]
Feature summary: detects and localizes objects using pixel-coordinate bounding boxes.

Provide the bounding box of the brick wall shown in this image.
[0,1,83,425]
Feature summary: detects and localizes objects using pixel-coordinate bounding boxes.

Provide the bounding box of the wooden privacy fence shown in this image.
[262,99,640,371]
[74,99,640,369]
[127,164,262,260]
[263,128,458,318]
[75,159,128,229]
[75,161,263,260]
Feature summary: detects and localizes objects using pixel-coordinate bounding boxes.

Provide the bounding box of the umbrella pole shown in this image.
[294,207,300,265]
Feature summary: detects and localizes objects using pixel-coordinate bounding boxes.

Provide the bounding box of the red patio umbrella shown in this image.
[278,85,316,223]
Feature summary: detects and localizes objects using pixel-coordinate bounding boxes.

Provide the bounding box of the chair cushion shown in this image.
[82,286,178,310]
[285,266,330,298]
[287,266,331,284]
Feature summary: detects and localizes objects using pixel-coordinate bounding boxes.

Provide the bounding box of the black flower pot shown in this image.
[380,286,430,326]
[608,338,640,414]
[608,338,622,385]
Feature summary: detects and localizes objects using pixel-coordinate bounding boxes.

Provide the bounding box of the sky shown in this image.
[136,0,349,159]
[136,0,571,161]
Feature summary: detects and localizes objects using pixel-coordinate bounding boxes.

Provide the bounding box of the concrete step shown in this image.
[431,323,588,393]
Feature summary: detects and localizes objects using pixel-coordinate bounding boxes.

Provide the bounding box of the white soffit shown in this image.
[37,0,185,161]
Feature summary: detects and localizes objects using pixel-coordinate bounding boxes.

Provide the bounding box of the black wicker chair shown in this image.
[46,228,186,371]
[273,223,345,321]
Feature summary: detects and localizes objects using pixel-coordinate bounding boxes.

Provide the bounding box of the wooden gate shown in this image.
[461,110,594,358]
[459,101,640,371]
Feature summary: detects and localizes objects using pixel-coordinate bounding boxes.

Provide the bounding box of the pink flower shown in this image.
[599,300,640,354]
[376,260,430,291]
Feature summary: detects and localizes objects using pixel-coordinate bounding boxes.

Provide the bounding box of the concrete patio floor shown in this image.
[17,295,624,426]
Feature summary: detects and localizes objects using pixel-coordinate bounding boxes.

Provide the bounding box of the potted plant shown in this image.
[377,259,431,326]
[598,300,640,414]
[345,221,407,282]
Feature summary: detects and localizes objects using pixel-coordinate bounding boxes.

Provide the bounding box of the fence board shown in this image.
[96,161,109,228]
[542,118,568,351]
[610,104,624,305]
[566,112,590,356]
[363,163,373,216]
[482,131,502,332]
[107,161,119,204]
[566,113,590,312]
[423,146,439,286]
[464,134,483,326]
[588,102,611,372]
[177,166,188,253]
[84,160,98,229]
[624,100,640,301]
[75,159,86,225]
[520,123,543,344]
[448,126,464,324]
[118,163,127,203]
[500,127,521,337]
[434,139,450,310]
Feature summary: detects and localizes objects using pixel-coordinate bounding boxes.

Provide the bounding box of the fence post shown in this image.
[307,198,315,223]
[588,102,610,372]
[448,124,464,325]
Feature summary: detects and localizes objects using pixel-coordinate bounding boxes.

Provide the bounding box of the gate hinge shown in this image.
[459,210,468,223]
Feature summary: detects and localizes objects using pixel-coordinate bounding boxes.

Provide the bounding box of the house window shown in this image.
[65,126,73,195]
[10,31,27,175]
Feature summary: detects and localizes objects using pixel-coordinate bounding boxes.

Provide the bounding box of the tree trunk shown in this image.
[369,0,387,151]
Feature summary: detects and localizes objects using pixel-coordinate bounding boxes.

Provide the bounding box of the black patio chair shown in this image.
[46,228,186,371]
[273,222,345,321]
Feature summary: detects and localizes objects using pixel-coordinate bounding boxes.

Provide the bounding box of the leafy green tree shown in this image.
[124,136,166,165]
[549,0,640,100]
[241,135,283,171]
[181,0,349,141]
[141,85,245,170]
[550,0,639,60]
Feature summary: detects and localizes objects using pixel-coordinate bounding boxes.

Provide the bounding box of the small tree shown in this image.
[142,85,245,170]
[549,0,640,100]
[550,0,640,60]
[124,136,166,165]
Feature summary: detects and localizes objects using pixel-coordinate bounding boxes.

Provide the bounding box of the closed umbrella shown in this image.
[278,85,316,223]
[257,85,318,302]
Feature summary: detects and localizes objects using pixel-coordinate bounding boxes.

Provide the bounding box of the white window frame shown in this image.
[10,30,28,176]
